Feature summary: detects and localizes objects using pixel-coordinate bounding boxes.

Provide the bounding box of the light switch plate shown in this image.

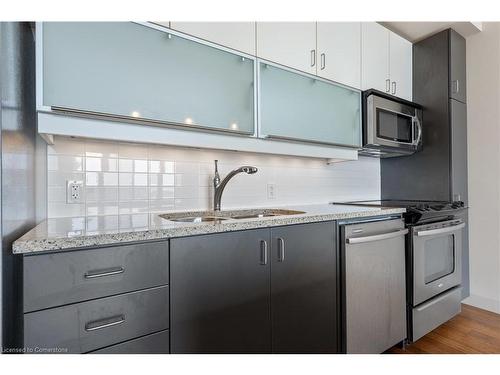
[67,180,84,204]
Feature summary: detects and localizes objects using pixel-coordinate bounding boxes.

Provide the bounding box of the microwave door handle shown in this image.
[413,115,422,146]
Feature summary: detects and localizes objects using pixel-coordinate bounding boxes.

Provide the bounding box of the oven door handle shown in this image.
[415,223,465,237]
[346,229,408,244]
[413,115,422,146]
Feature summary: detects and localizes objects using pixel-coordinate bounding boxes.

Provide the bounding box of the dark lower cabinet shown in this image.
[271,222,337,353]
[170,222,338,354]
[170,229,272,353]
[91,330,170,354]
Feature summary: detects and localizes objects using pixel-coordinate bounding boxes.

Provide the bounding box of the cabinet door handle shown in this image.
[392,81,397,95]
[310,49,316,67]
[84,266,125,279]
[453,80,460,93]
[385,79,390,93]
[277,237,285,262]
[260,240,268,265]
[320,53,326,70]
[85,314,125,332]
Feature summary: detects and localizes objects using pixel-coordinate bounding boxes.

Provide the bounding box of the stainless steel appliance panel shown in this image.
[412,219,463,306]
[412,286,462,341]
[362,90,422,158]
[344,219,407,353]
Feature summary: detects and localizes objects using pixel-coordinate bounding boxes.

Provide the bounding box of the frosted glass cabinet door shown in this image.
[42,22,255,134]
[259,63,361,147]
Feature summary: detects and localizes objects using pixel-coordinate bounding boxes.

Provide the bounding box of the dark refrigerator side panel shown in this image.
[1,22,37,350]
[450,98,469,298]
[381,30,451,202]
[449,30,467,104]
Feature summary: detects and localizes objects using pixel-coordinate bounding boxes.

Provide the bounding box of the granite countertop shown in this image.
[12,204,406,254]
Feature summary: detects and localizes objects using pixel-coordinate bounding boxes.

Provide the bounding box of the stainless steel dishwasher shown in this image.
[340,218,408,354]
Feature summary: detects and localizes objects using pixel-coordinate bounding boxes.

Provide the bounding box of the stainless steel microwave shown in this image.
[360,90,423,158]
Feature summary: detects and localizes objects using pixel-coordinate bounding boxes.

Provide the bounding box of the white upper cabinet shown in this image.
[389,32,412,101]
[361,22,390,93]
[169,22,256,55]
[362,22,413,100]
[256,22,317,74]
[316,22,361,89]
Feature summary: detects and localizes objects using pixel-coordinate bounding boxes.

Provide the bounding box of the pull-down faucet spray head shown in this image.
[213,160,258,211]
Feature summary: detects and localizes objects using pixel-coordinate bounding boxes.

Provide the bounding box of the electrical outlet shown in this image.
[67,180,84,204]
[267,183,276,199]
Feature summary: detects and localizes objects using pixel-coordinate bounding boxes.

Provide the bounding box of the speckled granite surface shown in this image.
[13,204,406,254]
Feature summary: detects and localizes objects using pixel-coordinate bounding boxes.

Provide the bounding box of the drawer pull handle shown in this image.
[85,314,125,332]
[84,267,125,279]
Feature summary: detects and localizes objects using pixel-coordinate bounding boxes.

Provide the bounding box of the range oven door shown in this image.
[364,92,423,155]
[412,219,464,306]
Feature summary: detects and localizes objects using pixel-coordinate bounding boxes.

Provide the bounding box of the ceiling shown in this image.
[381,22,483,42]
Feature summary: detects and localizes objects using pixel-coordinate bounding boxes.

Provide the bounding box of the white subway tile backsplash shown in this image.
[118,200,149,214]
[148,146,175,161]
[48,155,84,172]
[48,186,67,203]
[86,187,119,202]
[119,214,149,229]
[174,198,201,211]
[48,202,86,218]
[174,186,199,199]
[175,161,199,174]
[86,172,119,187]
[118,143,149,159]
[119,187,149,201]
[150,186,175,200]
[149,160,175,174]
[48,171,85,186]
[86,157,118,172]
[150,173,175,187]
[47,217,85,234]
[86,202,119,216]
[149,199,175,213]
[47,136,380,219]
[86,215,119,232]
[86,140,119,158]
[47,137,85,156]
[118,159,148,173]
[174,174,198,187]
[119,173,148,187]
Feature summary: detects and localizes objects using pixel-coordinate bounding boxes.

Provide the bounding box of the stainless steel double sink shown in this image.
[159,208,305,223]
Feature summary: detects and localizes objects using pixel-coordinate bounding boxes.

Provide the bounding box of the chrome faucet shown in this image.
[213,160,258,211]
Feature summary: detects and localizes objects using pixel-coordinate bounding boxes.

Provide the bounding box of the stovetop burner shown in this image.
[332,199,466,225]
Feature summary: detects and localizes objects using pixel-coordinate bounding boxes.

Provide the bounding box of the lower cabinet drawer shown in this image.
[23,241,169,312]
[24,286,169,353]
[91,330,170,354]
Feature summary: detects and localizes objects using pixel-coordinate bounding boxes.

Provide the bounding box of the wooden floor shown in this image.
[387,304,500,354]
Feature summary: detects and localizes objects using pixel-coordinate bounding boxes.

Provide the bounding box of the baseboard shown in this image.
[463,294,500,314]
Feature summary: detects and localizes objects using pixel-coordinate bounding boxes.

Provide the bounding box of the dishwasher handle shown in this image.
[346,229,408,244]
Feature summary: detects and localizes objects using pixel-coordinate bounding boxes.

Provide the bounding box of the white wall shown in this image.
[45,136,381,231]
[463,22,500,313]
